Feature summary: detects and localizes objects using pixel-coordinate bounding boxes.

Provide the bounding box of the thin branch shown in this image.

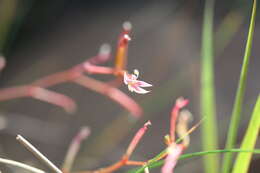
[16,135,62,173]
[32,44,112,88]
[74,75,142,117]
[74,122,151,173]
[125,121,151,157]
[0,157,46,173]
[62,127,91,173]
[0,85,76,113]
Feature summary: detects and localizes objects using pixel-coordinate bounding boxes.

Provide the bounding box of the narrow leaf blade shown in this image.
[222,0,257,172]
[232,95,260,173]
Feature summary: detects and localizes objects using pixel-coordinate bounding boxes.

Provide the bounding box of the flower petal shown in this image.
[132,85,150,94]
[124,72,129,85]
[124,69,152,94]
[137,81,152,87]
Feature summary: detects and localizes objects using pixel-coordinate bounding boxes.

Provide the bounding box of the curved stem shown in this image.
[0,157,46,173]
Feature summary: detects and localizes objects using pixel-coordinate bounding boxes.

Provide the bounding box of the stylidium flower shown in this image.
[124,69,152,94]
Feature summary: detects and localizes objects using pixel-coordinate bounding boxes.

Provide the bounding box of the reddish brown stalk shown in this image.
[125,121,151,157]
[75,159,146,173]
[32,67,82,88]
[115,22,131,72]
[95,159,127,173]
[0,23,140,115]
[74,75,142,117]
[73,122,150,173]
[75,159,126,173]
[83,63,118,75]
[0,85,76,113]
[73,102,198,173]
[126,160,146,166]
[32,64,118,88]
[0,44,113,112]
[170,97,189,142]
[74,157,147,173]
[32,44,112,88]
[0,48,140,115]
[104,22,132,88]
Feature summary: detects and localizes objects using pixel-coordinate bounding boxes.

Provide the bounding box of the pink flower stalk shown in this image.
[125,121,151,157]
[74,75,143,117]
[124,69,152,94]
[29,87,77,113]
[0,85,76,113]
[161,144,184,173]
[62,127,91,172]
[32,44,112,88]
[87,43,111,65]
[30,42,143,117]
[170,97,189,142]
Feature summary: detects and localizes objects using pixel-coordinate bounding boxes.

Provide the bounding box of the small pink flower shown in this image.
[124,69,152,94]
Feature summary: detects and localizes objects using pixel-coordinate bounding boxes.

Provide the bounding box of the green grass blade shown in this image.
[222,1,257,172]
[127,149,260,173]
[232,95,260,173]
[0,0,17,52]
[200,0,219,172]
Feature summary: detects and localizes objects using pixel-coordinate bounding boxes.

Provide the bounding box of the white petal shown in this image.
[133,86,150,94]
[137,80,152,87]
[124,72,129,85]
[124,34,131,41]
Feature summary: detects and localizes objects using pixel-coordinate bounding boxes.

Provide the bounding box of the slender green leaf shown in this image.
[0,0,17,52]
[127,149,260,173]
[200,0,219,172]
[222,0,257,172]
[232,95,260,173]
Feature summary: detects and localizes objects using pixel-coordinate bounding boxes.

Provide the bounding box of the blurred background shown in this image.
[0,0,259,172]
